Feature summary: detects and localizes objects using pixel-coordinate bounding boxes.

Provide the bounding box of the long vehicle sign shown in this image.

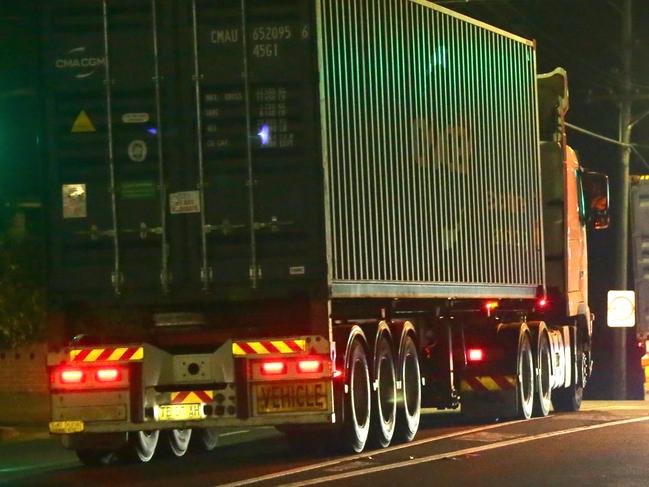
[255,381,329,414]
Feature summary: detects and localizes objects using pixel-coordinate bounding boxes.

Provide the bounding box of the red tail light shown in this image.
[537,297,549,309]
[60,369,85,384]
[298,359,323,373]
[261,361,287,375]
[468,348,485,362]
[96,367,121,383]
[484,301,499,312]
[333,368,343,379]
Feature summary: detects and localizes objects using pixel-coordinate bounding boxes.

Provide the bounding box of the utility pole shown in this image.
[612,0,633,400]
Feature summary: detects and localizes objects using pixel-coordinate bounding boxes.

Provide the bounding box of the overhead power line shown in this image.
[565,122,649,170]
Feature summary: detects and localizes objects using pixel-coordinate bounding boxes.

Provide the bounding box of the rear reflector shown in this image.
[468,349,485,362]
[261,361,287,375]
[60,369,85,384]
[96,368,121,383]
[298,359,323,373]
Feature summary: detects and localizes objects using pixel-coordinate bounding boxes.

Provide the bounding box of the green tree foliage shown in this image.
[0,211,45,349]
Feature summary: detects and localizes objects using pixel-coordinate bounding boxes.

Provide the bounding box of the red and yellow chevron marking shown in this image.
[232,339,306,356]
[460,375,517,392]
[69,347,144,363]
[171,391,214,404]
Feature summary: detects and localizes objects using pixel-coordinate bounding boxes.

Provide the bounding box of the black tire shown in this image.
[394,335,421,442]
[368,335,397,449]
[121,430,159,463]
[164,429,192,457]
[552,383,583,412]
[342,337,371,453]
[193,428,219,452]
[552,346,585,412]
[517,330,535,419]
[552,326,586,412]
[533,329,552,417]
[75,449,116,467]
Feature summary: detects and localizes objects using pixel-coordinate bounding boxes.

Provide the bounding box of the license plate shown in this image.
[49,420,84,434]
[255,381,329,414]
[158,403,204,421]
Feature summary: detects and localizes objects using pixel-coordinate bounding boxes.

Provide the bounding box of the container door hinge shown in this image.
[111,271,124,294]
[249,265,262,281]
[200,266,213,287]
[160,269,172,291]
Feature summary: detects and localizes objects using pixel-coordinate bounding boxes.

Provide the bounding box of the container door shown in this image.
[46,0,324,303]
[185,0,324,297]
[47,0,177,299]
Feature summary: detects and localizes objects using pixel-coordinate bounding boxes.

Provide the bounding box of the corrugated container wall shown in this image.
[43,0,544,307]
[319,0,544,299]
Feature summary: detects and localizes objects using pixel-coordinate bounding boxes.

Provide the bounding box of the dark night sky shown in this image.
[0,1,647,397]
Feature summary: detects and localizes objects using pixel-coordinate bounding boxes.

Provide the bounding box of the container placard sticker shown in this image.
[128,140,148,162]
[289,266,306,276]
[122,113,150,124]
[119,181,157,200]
[71,110,96,133]
[62,184,87,219]
[169,191,201,215]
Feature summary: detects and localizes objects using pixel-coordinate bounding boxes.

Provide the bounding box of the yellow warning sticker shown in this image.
[71,110,96,133]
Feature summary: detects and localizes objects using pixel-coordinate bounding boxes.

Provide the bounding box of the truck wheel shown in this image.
[552,383,583,412]
[75,449,116,466]
[342,337,371,453]
[165,429,192,457]
[193,428,219,452]
[368,335,397,448]
[517,330,535,419]
[552,346,585,412]
[395,335,421,442]
[533,329,552,417]
[122,430,159,463]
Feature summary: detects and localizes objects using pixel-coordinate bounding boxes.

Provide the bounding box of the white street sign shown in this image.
[607,290,636,328]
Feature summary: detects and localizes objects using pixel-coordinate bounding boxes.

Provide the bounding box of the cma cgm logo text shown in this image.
[55,47,105,79]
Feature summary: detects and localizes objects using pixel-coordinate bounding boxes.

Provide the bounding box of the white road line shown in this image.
[219,430,252,438]
[0,461,78,474]
[581,405,646,411]
[218,416,548,487]
[280,415,649,487]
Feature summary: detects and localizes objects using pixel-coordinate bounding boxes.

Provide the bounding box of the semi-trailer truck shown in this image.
[45,0,610,464]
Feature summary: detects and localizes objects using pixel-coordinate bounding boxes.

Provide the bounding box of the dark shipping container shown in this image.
[43,0,544,309]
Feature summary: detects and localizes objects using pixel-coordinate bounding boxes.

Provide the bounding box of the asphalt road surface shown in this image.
[2,401,649,487]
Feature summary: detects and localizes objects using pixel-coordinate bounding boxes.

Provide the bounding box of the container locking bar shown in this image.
[151,0,171,293]
[191,0,212,291]
[101,0,122,295]
[240,0,259,289]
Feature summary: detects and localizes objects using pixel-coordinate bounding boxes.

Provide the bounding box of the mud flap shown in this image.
[460,322,529,420]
